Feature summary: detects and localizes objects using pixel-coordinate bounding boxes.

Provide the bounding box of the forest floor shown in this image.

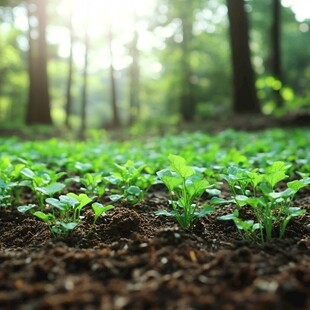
[1,186,310,309]
[1,119,310,309]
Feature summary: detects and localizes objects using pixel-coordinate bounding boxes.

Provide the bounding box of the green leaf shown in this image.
[205,188,221,196]
[168,154,194,178]
[21,168,35,179]
[269,188,294,199]
[59,195,79,207]
[35,182,65,196]
[288,207,306,217]
[157,169,182,191]
[247,170,263,188]
[195,205,215,217]
[67,193,92,209]
[266,161,290,173]
[46,197,64,210]
[235,219,255,231]
[234,195,249,207]
[109,194,123,202]
[217,213,237,221]
[126,185,142,196]
[92,202,114,218]
[209,197,233,205]
[33,211,55,224]
[58,222,78,231]
[186,178,209,198]
[17,204,37,213]
[259,180,273,195]
[264,171,288,188]
[287,179,309,193]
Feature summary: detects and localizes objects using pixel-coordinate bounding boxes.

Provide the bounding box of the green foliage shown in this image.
[105,160,154,204]
[33,193,92,236]
[91,202,114,225]
[1,128,309,241]
[216,162,309,242]
[79,172,106,198]
[156,154,214,229]
[20,167,66,209]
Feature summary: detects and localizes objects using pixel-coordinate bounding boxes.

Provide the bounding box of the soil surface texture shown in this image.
[1,188,310,310]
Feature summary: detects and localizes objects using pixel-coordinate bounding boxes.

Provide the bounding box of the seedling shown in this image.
[79,173,106,198]
[105,160,154,204]
[20,167,66,209]
[33,193,92,236]
[216,162,309,242]
[156,154,214,229]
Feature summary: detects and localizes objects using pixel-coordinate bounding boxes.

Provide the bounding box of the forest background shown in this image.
[0,0,309,135]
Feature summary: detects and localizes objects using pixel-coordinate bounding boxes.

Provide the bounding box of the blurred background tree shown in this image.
[0,0,309,133]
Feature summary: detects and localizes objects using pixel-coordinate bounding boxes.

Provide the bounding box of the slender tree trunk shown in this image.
[107,23,120,128]
[271,0,283,107]
[26,0,52,125]
[129,3,140,126]
[65,6,74,129]
[226,0,261,114]
[79,21,89,139]
[179,8,195,122]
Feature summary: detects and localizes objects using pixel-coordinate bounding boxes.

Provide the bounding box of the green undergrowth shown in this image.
[0,128,309,242]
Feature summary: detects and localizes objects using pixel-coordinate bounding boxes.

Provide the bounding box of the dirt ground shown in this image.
[1,186,310,310]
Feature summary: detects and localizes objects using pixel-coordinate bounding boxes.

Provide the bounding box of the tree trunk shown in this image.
[79,19,89,139]
[129,4,140,126]
[65,6,74,129]
[26,0,52,125]
[226,0,261,114]
[179,8,195,122]
[107,23,121,128]
[271,0,283,107]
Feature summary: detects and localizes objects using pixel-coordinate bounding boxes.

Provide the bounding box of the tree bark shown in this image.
[271,0,283,107]
[26,0,52,125]
[226,0,261,114]
[107,23,121,128]
[179,7,195,122]
[129,3,140,126]
[65,6,74,129]
[79,19,89,139]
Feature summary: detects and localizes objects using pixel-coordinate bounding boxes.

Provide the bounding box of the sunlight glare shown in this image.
[281,0,310,22]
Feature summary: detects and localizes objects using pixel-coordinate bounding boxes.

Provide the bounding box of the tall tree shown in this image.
[26,0,52,125]
[128,2,140,126]
[271,0,283,107]
[107,22,121,128]
[65,1,74,129]
[226,0,261,114]
[179,1,195,122]
[79,10,90,139]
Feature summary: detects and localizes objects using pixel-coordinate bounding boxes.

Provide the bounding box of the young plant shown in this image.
[105,160,154,204]
[0,157,26,207]
[156,154,214,229]
[33,193,92,236]
[79,172,106,199]
[216,162,309,242]
[20,167,66,209]
[92,202,114,225]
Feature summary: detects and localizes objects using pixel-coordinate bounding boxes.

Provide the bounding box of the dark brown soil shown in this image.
[1,190,310,310]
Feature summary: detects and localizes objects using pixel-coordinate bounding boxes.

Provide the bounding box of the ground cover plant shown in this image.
[0,128,310,309]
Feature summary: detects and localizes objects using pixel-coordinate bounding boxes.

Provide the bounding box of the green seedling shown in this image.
[156,154,214,229]
[33,193,92,236]
[105,160,154,204]
[0,157,26,207]
[79,173,106,198]
[91,202,114,225]
[20,167,66,209]
[216,162,309,242]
